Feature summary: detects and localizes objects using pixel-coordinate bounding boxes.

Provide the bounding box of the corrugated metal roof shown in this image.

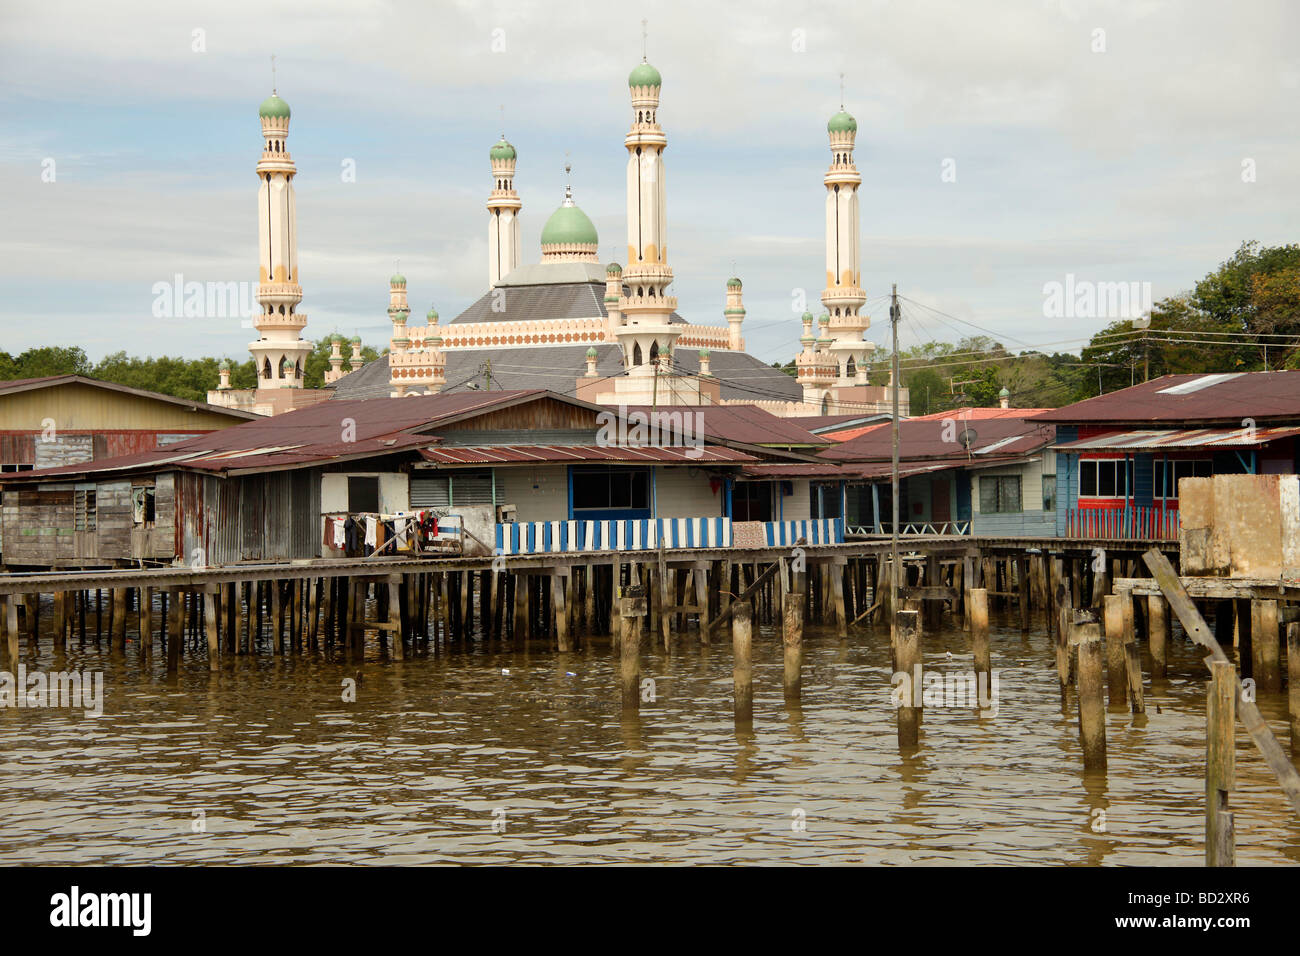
[739,462,847,478]
[447,281,685,325]
[1052,425,1300,452]
[820,415,1054,462]
[1031,370,1300,425]
[417,444,757,465]
[0,374,259,419]
[620,404,828,446]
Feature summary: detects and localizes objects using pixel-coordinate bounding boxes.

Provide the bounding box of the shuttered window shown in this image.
[410,476,450,508]
[979,475,1022,514]
[74,488,96,531]
[410,471,493,508]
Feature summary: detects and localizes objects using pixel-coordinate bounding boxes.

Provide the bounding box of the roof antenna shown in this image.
[839,71,844,109]
[642,18,648,62]
[499,103,505,138]
[271,54,277,95]
[563,154,573,205]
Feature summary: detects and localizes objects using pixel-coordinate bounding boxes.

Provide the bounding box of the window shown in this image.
[131,484,155,525]
[410,471,493,508]
[733,481,772,522]
[348,476,379,513]
[0,464,34,472]
[74,488,96,531]
[571,467,650,514]
[980,475,1022,514]
[1078,459,1129,498]
[1042,475,1057,512]
[1156,459,1213,499]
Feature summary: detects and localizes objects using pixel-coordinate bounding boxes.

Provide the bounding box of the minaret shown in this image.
[487,133,521,286]
[217,359,231,390]
[616,48,680,373]
[349,336,364,369]
[249,88,312,389]
[604,261,623,341]
[724,277,745,350]
[821,93,872,385]
[324,335,345,384]
[391,303,446,397]
[795,311,837,409]
[388,273,411,395]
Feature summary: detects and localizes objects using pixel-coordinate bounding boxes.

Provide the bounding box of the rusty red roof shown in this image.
[820,415,1054,462]
[0,374,259,419]
[1031,371,1300,426]
[418,444,756,465]
[619,404,828,446]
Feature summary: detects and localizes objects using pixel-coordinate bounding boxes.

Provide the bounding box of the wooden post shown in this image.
[1148,594,1169,680]
[140,587,153,659]
[896,609,921,748]
[166,590,183,672]
[204,589,219,672]
[387,577,404,661]
[620,592,644,712]
[1206,659,1236,867]
[1102,594,1127,708]
[694,565,710,644]
[553,574,571,652]
[1290,623,1300,756]
[1075,624,1107,771]
[783,591,804,702]
[970,588,990,683]
[732,600,753,723]
[111,587,127,653]
[1018,558,1031,632]
[4,596,18,664]
[1250,599,1281,693]
[830,563,848,638]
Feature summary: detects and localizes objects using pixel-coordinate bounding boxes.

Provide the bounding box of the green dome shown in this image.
[390,273,406,286]
[802,311,815,321]
[349,335,362,344]
[726,277,742,288]
[540,203,598,247]
[586,346,599,358]
[698,348,710,358]
[818,313,830,324]
[999,386,1011,397]
[606,261,623,274]
[259,94,291,120]
[330,334,344,344]
[218,358,231,371]
[628,62,662,88]
[490,138,516,161]
[827,109,857,133]
[427,306,439,322]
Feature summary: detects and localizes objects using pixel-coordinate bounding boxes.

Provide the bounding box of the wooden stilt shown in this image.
[1148,594,1169,679]
[1250,599,1281,693]
[1103,594,1128,708]
[1206,659,1235,867]
[732,600,753,723]
[783,591,803,702]
[1075,624,1107,770]
[896,609,921,748]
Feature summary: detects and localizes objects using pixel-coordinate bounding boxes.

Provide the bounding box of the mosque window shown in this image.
[847,358,856,377]
[262,358,272,379]
[633,343,643,366]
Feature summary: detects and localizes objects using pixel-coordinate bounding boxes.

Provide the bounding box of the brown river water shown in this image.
[0,607,1297,865]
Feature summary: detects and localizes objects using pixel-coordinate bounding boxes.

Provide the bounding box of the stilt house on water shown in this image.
[0,390,843,570]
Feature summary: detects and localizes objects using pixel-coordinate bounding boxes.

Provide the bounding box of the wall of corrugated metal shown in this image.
[0,433,35,465]
[289,469,319,559]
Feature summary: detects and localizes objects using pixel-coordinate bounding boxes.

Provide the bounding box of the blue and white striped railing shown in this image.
[495,517,733,555]
[762,517,845,547]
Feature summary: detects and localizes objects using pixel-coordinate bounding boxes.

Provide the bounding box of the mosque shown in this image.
[208,53,908,417]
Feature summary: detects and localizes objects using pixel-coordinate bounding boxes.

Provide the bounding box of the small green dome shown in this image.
[827,109,857,133]
[391,309,408,323]
[540,203,599,247]
[427,306,439,322]
[726,277,742,289]
[629,62,662,88]
[349,335,362,344]
[218,358,231,371]
[802,311,815,322]
[586,346,599,358]
[490,138,516,161]
[390,273,406,286]
[330,334,344,344]
[606,261,623,274]
[698,348,710,358]
[259,94,291,120]
[999,386,1011,397]
[818,313,830,324]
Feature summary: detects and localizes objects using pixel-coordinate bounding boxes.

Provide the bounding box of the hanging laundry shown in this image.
[333,518,346,550]
[365,515,378,549]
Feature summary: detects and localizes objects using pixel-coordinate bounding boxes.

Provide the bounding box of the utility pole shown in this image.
[651,358,659,410]
[484,358,492,391]
[890,283,901,647]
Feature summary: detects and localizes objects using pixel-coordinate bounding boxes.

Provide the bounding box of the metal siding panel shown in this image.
[241,476,264,561]
[263,472,292,562]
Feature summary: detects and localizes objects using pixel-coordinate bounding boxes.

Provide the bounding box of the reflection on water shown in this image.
[0,610,1297,864]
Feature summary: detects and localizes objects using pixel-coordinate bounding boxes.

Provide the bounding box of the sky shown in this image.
[1,0,1297,368]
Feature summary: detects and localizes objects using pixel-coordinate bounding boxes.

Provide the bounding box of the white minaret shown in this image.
[821,90,873,385]
[250,87,312,389]
[617,43,680,373]
[487,132,521,286]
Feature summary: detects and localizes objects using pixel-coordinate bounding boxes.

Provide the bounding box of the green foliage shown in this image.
[0,337,383,403]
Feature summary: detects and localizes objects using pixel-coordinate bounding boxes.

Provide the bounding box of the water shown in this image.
[1,611,1297,864]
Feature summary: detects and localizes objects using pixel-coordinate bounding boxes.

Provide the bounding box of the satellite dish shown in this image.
[958,426,978,450]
